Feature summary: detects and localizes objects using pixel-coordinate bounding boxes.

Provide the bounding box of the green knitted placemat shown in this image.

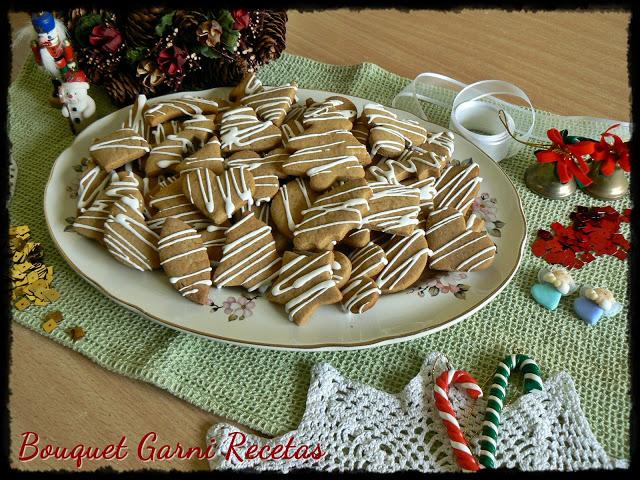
[9,53,630,459]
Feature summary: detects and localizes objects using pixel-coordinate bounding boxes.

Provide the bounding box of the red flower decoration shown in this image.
[591,124,631,175]
[534,128,596,186]
[231,9,251,30]
[89,23,123,54]
[158,46,187,77]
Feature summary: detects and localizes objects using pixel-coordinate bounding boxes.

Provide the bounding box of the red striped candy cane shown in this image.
[434,369,483,472]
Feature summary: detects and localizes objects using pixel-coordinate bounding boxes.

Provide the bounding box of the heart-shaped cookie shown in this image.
[76,160,110,214]
[181,167,256,225]
[425,206,496,272]
[213,211,282,292]
[270,177,319,239]
[73,171,143,243]
[147,180,210,233]
[226,149,287,206]
[174,135,224,176]
[89,127,150,172]
[432,159,482,216]
[376,229,431,294]
[158,217,212,305]
[104,194,160,271]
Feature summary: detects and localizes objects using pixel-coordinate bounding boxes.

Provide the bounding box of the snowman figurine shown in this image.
[531,266,578,311]
[574,286,622,326]
[59,70,96,125]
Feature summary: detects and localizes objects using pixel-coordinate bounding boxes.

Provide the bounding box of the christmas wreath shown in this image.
[58,8,287,106]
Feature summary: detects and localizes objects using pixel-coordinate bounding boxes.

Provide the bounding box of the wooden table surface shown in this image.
[10,9,630,471]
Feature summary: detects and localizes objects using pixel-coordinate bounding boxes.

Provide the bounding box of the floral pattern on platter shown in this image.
[211,294,260,321]
[410,272,471,300]
[472,192,505,238]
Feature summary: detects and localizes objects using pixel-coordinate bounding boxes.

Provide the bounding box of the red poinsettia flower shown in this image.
[158,46,187,77]
[89,23,123,54]
[590,124,631,175]
[231,9,251,30]
[534,128,596,185]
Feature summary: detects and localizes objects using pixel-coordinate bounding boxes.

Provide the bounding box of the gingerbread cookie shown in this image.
[148,119,182,146]
[89,127,150,172]
[281,118,305,143]
[76,160,110,214]
[145,134,196,177]
[283,128,371,191]
[158,217,212,305]
[144,96,220,127]
[270,177,318,239]
[219,106,282,154]
[425,206,496,272]
[432,159,482,216]
[301,98,354,131]
[213,212,282,292]
[240,83,298,126]
[175,135,225,175]
[283,102,307,125]
[226,150,286,205]
[293,179,372,251]
[104,194,160,271]
[198,223,228,263]
[147,180,210,233]
[376,229,431,294]
[351,113,370,145]
[331,251,352,289]
[364,103,427,158]
[266,250,342,325]
[341,277,381,314]
[182,167,256,224]
[122,93,148,137]
[73,171,143,243]
[249,202,291,253]
[362,182,421,236]
[229,72,264,102]
[342,228,371,248]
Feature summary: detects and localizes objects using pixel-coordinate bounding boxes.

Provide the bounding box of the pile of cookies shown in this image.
[71,73,496,326]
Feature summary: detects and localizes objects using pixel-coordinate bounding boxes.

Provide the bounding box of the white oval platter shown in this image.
[44,87,526,351]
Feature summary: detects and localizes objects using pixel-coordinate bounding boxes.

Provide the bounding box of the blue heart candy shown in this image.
[531,283,562,310]
[574,296,604,326]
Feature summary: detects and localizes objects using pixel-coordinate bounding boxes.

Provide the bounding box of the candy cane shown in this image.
[434,369,483,472]
[478,354,543,469]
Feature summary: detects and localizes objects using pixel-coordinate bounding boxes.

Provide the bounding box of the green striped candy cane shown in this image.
[478,354,543,469]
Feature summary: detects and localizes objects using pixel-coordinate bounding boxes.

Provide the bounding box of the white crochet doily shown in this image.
[208,353,627,472]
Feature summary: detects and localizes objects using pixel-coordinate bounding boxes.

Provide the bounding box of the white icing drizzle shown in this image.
[76,165,109,212]
[219,107,282,151]
[241,84,297,124]
[270,252,337,322]
[278,178,314,233]
[89,128,149,153]
[284,129,369,181]
[185,167,254,219]
[364,103,427,155]
[362,183,421,233]
[144,96,219,123]
[434,162,482,211]
[376,229,431,291]
[214,213,281,291]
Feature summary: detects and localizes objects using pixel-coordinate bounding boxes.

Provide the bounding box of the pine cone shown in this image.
[175,10,208,40]
[191,57,246,90]
[255,10,287,64]
[121,8,168,49]
[103,70,146,106]
[76,46,122,83]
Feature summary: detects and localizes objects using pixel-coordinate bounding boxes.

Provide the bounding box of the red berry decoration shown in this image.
[531,205,631,269]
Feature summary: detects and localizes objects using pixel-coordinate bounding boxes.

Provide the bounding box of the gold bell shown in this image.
[584,161,629,200]
[524,162,577,199]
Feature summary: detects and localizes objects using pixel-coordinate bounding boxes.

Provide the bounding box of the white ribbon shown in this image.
[392,73,536,162]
